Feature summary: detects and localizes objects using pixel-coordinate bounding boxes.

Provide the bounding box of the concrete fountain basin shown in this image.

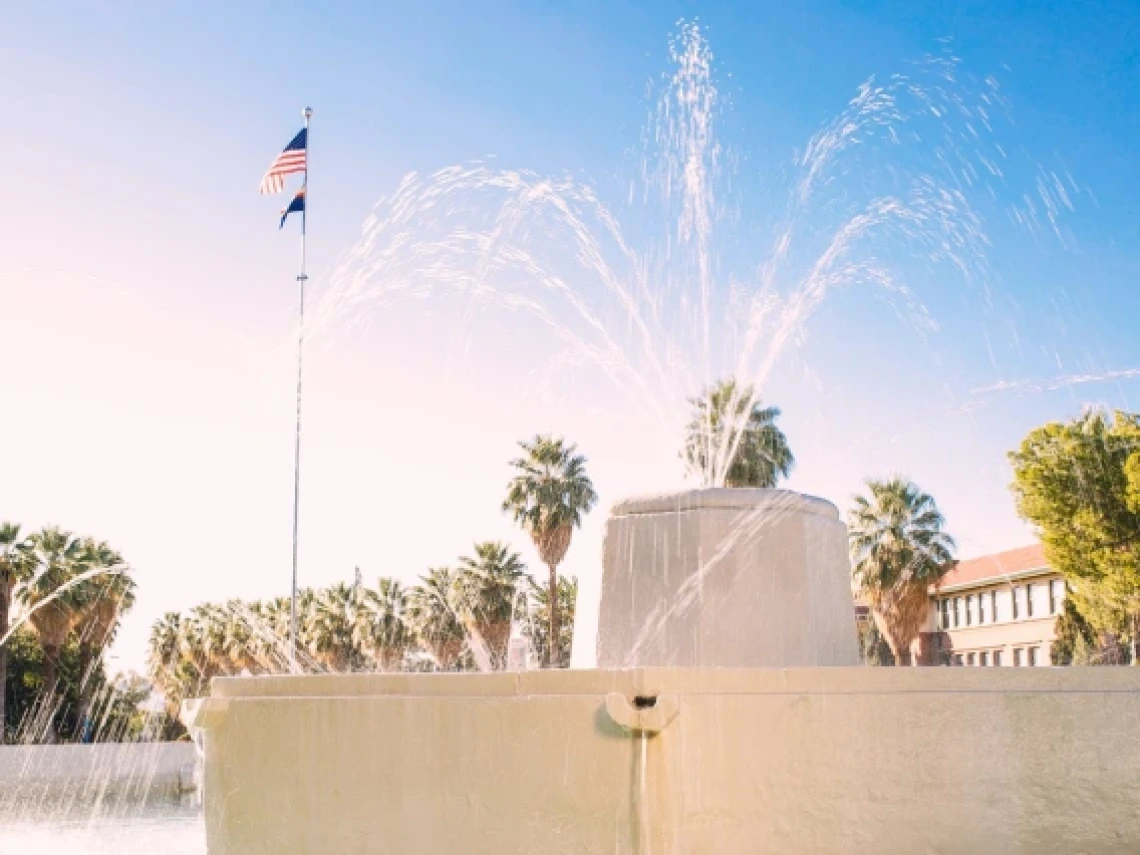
[190,490,1140,853]
[192,666,1140,854]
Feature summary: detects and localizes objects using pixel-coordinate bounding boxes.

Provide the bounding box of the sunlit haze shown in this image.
[3,2,1139,673]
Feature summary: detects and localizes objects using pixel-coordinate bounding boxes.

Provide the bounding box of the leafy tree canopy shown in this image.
[683,379,794,488]
[1009,409,1140,650]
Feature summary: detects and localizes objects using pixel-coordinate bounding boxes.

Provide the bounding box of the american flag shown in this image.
[259,128,307,194]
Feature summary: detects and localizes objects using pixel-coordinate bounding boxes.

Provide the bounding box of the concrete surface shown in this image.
[195,667,1140,854]
[595,489,861,668]
[0,742,198,809]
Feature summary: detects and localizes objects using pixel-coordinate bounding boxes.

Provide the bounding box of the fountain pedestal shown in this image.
[596,489,860,668]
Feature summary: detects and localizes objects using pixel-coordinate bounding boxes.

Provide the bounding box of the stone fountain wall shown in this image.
[193,489,1140,854]
[0,742,199,809]
[196,668,1140,855]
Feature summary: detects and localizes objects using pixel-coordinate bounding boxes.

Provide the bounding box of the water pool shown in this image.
[1,801,204,854]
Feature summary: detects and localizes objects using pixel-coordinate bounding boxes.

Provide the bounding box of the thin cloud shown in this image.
[971,367,1140,397]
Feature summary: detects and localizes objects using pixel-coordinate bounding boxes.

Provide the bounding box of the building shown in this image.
[918,544,1065,666]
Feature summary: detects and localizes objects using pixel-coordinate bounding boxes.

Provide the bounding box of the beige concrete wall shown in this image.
[0,742,198,810]
[595,489,860,669]
[198,668,1140,855]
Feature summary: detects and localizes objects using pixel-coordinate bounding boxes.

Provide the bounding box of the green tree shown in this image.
[91,672,186,743]
[8,626,181,744]
[147,612,196,715]
[354,578,409,671]
[5,627,85,742]
[309,583,361,672]
[503,435,597,667]
[148,578,416,711]
[1051,597,1098,665]
[524,575,577,668]
[220,600,261,675]
[857,617,896,666]
[1009,410,1140,663]
[20,527,86,739]
[406,568,468,670]
[0,523,34,742]
[684,379,794,488]
[70,538,135,736]
[261,596,300,670]
[458,542,526,669]
[848,477,955,666]
[187,603,230,676]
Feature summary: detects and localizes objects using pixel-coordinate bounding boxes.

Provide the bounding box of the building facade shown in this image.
[918,544,1065,666]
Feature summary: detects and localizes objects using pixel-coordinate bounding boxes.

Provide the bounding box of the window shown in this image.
[1026,583,1034,617]
[966,595,974,626]
[940,598,951,630]
[954,654,963,666]
[1049,579,1060,615]
[979,592,987,623]
[1011,587,1019,620]
[1013,648,1022,667]
[967,652,976,666]
[991,590,998,622]
[993,650,1003,667]
[1028,647,1038,667]
[980,651,989,666]
[954,597,961,628]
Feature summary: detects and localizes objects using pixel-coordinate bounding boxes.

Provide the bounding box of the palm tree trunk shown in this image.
[0,592,9,744]
[41,651,60,743]
[1131,610,1140,666]
[885,630,913,667]
[547,563,559,668]
[76,640,94,742]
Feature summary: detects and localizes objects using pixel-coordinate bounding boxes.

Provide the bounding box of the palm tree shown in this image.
[683,378,794,488]
[848,477,955,666]
[261,596,298,671]
[458,542,526,669]
[524,574,578,669]
[184,603,230,677]
[20,527,85,738]
[148,604,249,713]
[0,522,34,741]
[148,612,193,714]
[219,601,261,675]
[239,599,284,674]
[503,435,597,667]
[354,578,409,671]
[147,612,181,673]
[70,538,134,736]
[295,588,320,671]
[309,583,360,672]
[406,568,467,670]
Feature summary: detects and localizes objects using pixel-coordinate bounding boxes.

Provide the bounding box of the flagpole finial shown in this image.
[303,106,313,122]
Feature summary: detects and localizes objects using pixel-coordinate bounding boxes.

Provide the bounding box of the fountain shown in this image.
[185,25,1140,854]
[189,487,1140,854]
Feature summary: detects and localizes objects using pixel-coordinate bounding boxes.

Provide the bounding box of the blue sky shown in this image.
[3,1,1139,669]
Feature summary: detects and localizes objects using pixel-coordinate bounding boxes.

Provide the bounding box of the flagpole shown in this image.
[289,106,312,673]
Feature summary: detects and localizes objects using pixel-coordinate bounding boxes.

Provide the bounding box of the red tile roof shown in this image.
[938,543,1048,590]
